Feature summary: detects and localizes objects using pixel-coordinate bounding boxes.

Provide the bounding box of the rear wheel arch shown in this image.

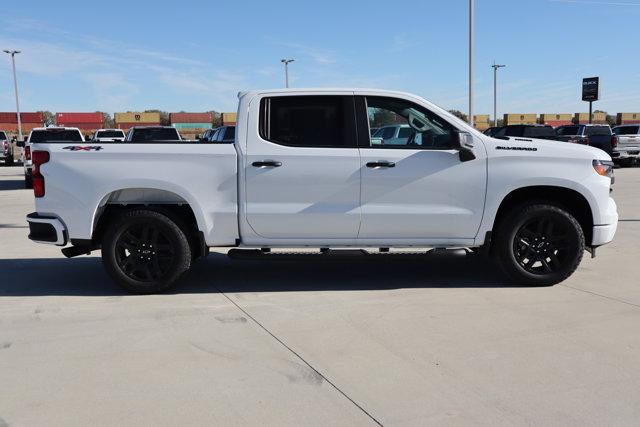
[91,189,206,258]
[492,186,594,246]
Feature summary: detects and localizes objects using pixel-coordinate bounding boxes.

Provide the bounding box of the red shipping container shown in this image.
[545,120,573,127]
[170,112,212,123]
[56,112,103,124]
[0,112,44,123]
[54,122,103,131]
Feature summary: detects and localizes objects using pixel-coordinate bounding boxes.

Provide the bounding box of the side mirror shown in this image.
[16,139,25,148]
[455,131,476,162]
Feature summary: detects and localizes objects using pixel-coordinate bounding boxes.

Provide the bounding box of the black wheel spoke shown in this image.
[115,221,175,283]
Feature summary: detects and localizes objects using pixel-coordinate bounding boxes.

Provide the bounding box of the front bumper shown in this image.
[26,213,68,246]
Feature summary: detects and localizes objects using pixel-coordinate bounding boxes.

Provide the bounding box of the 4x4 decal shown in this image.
[62,146,103,151]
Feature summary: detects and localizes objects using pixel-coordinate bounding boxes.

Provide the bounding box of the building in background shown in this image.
[504,114,537,125]
[221,112,237,126]
[617,113,640,125]
[473,115,490,131]
[55,112,104,135]
[574,112,606,124]
[114,112,161,132]
[169,112,213,139]
[539,113,573,127]
[0,112,44,135]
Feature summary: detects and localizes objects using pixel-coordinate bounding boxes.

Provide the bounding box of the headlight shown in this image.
[593,159,615,184]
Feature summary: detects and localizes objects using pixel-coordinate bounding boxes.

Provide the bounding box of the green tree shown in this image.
[448,110,468,123]
[39,111,55,126]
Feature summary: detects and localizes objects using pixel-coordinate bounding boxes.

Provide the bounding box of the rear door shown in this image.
[356,95,487,242]
[244,94,361,240]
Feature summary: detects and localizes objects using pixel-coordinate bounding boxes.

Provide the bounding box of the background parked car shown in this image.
[555,124,616,155]
[126,126,182,142]
[611,124,640,167]
[0,131,15,166]
[205,126,235,143]
[483,124,558,140]
[92,129,126,142]
[18,127,84,188]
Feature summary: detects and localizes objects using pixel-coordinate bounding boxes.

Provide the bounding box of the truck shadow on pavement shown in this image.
[0,179,25,191]
[0,251,525,297]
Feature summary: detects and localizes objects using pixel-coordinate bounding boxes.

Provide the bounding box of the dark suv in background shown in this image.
[555,124,616,155]
[484,124,558,140]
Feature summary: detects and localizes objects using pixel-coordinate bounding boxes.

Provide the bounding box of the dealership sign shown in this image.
[582,77,600,102]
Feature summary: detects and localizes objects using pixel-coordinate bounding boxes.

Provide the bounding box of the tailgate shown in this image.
[617,135,640,149]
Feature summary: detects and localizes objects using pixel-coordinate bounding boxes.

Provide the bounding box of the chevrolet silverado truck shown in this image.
[611,124,640,166]
[24,89,618,293]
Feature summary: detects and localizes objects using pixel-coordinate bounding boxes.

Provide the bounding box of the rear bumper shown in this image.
[612,149,640,160]
[26,213,67,246]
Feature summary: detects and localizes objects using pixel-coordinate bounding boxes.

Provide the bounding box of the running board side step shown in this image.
[226,248,466,261]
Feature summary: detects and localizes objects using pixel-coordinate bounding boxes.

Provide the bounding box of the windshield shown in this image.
[556,126,580,136]
[613,125,640,135]
[96,130,125,138]
[584,126,611,136]
[129,128,180,141]
[29,129,83,142]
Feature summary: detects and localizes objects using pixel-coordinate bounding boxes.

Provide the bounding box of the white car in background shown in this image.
[17,127,84,188]
[92,129,126,142]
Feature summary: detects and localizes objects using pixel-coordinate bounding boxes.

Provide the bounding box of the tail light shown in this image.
[24,145,31,161]
[611,135,618,148]
[2,140,8,153]
[32,150,50,198]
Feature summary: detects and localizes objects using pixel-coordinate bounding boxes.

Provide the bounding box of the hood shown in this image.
[492,136,611,161]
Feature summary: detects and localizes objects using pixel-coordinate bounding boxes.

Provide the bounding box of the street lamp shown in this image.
[3,49,23,140]
[468,0,475,127]
[492,62,506,127]
[280,59,294,88]
[4,50,23,140]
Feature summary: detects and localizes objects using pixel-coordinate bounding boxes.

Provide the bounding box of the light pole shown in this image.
[492,62,506,127]
[3,50,23,140]
[280,59,294,88]
[468,0,474,127]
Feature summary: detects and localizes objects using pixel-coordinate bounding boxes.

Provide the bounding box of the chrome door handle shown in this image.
[252,160,282,168]
[366,161,395,168]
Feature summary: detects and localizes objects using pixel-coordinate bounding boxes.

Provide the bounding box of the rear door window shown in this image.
[259,95,356,148]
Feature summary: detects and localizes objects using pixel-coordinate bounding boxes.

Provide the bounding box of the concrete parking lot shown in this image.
[1,164,639,426]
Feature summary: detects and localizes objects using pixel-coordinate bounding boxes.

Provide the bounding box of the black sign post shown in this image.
[582,77,600,124]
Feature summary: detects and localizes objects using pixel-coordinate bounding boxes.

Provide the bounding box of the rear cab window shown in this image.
[129,128,181,142]
[524,127,556,138]
[613,126,640,135]
[96,130,125,138]
[557,126,580,136]
[259,95,356,147]
[29,129,83,143]
[584,126,612,136]
[0,131,7,140]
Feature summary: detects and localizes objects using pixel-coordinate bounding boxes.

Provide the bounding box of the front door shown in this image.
[356,95,487,242]
[244,94,361,240]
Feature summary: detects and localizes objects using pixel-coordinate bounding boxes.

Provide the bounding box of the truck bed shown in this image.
[32,141,239,246]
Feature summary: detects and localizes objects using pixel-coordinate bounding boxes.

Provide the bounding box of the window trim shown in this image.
[258,95,359,149]
[356,96,458,150]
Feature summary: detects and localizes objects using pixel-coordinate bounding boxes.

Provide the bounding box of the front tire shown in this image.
[494,204,584,286]
[101,209,192,293]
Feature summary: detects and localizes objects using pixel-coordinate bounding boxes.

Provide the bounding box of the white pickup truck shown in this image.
[25,89,618,293]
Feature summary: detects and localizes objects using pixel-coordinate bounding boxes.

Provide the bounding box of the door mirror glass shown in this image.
[455,131,476,162]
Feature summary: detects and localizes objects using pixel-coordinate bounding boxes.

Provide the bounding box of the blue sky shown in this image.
[0,0,639,117]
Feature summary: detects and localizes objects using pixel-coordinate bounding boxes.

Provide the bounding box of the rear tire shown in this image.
[494,204,584,286]
[101,209,192,294]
